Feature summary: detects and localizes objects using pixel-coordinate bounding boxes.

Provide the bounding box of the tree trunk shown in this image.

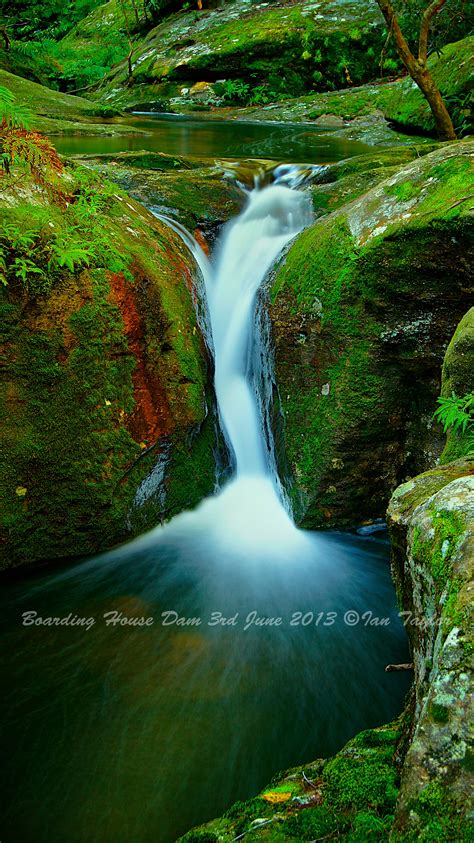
[375,0,457,141]
[413,66,457,140]
[0,26,10,52]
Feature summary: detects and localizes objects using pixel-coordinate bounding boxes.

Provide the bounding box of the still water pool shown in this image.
[52,114,373,162]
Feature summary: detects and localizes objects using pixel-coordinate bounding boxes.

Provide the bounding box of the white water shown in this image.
[129,180,315,559]
[211,185,311,476]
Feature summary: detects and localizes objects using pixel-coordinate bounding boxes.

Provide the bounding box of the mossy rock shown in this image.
[269,140,474,529]
[94,0,392,110]
[0,164,218,569]
[71,153,245,231]
[383,36,474,136]
[0,68,147,137]
[387,460,473,839]
[310,144,440,213]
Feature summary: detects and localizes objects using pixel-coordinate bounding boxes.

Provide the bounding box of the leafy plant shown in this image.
[12,255,44,283]
[433,392,474,451]
[0,86,66,202]
[49,242,95,272]
[215,79,250,104]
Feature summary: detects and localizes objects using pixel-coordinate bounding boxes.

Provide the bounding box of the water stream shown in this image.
[0,170,411,843]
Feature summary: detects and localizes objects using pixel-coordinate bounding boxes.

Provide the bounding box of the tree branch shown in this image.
[419,0,448,64]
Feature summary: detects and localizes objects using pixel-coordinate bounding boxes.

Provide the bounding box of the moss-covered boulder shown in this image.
[439,308,474,463]
[95,0,391,111]
[268,140,474,528]
[383,37,474,137]
[387,457,473,840]
[309,143,440,214]
[0,165,219,570]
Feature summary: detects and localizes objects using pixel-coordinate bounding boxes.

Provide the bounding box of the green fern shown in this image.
[0,85,32,129]
[434,392,474,453]
[49,242,95,272]
[12,256,44,283]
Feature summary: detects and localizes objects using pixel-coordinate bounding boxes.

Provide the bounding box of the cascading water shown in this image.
[210,185,311,478]
[146,180,315,557]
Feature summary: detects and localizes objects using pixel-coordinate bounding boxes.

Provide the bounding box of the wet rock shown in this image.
[269,141,474,528]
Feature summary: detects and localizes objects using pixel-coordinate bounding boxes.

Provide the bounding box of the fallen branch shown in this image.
[231,819,274,842]
[385,663,414,672]
[302,771,318,790]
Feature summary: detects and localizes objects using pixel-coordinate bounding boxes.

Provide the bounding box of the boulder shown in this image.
[268,140,474,528]
[0,165,220,569]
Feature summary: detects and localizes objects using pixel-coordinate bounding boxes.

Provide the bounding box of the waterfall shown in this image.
[126,179,315,560]
[209,185,312,478]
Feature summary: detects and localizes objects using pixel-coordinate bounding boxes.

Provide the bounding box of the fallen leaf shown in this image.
[262,791,292,804]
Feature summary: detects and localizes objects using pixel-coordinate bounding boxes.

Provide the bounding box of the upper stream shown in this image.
[1,136,411,843]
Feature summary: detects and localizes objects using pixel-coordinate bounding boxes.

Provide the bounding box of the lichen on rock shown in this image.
[387,458,473,839]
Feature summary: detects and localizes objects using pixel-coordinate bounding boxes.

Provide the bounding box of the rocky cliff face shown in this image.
[268,140,474,529]
[0,165,220,570]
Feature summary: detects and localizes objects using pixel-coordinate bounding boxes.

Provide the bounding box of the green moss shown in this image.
[429,702,449,723]
[411,509,465,592]
[324,752,398,813]
[281,806,343,839]
[383,180,419,202]
[405,782,469,842]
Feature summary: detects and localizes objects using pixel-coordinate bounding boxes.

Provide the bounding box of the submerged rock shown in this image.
[0,165,220,570]
[269,140,474,528]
